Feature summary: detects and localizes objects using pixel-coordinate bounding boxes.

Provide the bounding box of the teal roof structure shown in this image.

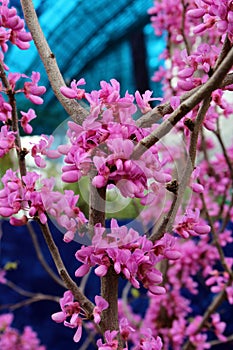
[6,0,165,134]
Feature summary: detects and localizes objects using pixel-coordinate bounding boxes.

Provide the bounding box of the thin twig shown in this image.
[6,280,35,298]
[0,60,27,177]
[214,119,233,177]
[150,193,177,241]
[200,192,233,279]
[182,285,230,350]
[3,280,60,311]
[79,268,92,294]
[210,334,233,346]
[27,221,65,288]
[160,96,212,237]
[213,119,233,232]
[38,221,95,317]
[7,294,60,311]
[181,0,191,55]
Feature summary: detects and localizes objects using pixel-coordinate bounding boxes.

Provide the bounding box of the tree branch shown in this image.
[38,221,94,317]
[27,221,65,288]
[5,295,60,311]
[133,46,233,159]
[182,285,230,350]
[136,72,233,129]
[87,172,122,345]
[0,60,27,177]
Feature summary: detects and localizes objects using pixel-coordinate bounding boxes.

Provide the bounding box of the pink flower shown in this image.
[96,330,119,350]
[135,90,158,113]
[0,313,45,350]
[133,329,163,350]
[211,313,227,342]
[0,0,32,51]
[226,284,233,304]
[51,290,84,343]
[0,169,22,217]
[0,125,15,157]
[60,78,86,99]
[119,317,135,341]
[23,72,46,104]
[20,108,37,134]
[0,95,12,122]
[31,134,60,168]
[93,296,109,324]
[174,209,211,238]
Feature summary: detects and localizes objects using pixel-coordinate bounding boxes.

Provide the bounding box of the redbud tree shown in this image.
[0,0,233,349]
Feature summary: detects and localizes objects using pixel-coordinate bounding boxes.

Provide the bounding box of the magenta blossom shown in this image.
[75,220,180,295]
[0,0,32,51]
[0,313,45,350]
[60,78,86,99]
[31,134,60,168]
[20,108,37,134]
[174,208,211,238]
[51,290,84,343]
[0,125,15,157]
[96,330,119,350]
[93,296,109,324]
[23,72,46,104]
[135,90,161,113]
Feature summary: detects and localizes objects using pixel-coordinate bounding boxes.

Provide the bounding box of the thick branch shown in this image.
[88,179,122,345]
[20,0,89,124]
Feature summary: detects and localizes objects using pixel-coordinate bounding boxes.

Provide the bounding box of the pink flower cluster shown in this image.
[0,0,32,54]
[96,330,123,350]
[0,169,87,239]
[0,71,46,137]
[0,94,12,122]
[75,219,180,295]
[31,134,60,168]
[148,0,233,133]
[173,208,211,238]
[177,43,220,91]
[120,232,228,350]
[59,79,171,199]
[52,291,108,343]
[206,261,233,304]
[148,0,193,40]
[186,313,227,347]
[0,313,45,350]
[188,0,233,40]
[51,290,84,343]
[190,145,233,217]
[3,71,46,105]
